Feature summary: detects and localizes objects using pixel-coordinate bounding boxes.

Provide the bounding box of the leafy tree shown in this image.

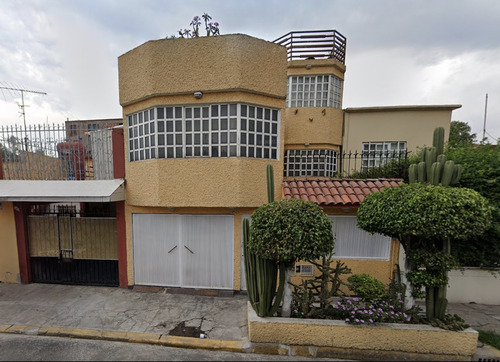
[357,183,492,319]
[249,198,334,317]
[448,121,476,149]
[446,144,500,267]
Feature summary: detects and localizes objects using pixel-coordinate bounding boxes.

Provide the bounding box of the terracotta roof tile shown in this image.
[282,178,404,207]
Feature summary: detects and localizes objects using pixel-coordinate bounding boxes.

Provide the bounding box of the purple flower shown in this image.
[214,22,219,27]
[360,319,365,324]
[403,313,408,318]
[345,318,350,322]
[355,319,359,323]
[369,319,374,323]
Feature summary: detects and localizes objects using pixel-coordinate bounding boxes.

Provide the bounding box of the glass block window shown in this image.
[287,75,343,108]
[127,103,280,161]
[284,149,338,177]
[361,141,407,170]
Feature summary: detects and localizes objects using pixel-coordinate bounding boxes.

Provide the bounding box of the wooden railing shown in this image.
[273,30,347,63]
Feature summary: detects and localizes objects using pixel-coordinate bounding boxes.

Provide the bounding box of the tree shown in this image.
[249,198,334,317]
[448,121,476,149]
[446,144,500,267]
[357,183,492,318]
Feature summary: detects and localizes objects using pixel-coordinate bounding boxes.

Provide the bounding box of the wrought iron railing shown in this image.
[0,123,116,181]
[339,150,411,179]
[273,30,347,63]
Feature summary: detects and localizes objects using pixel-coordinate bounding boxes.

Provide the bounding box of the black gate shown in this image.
[27,203,119,286]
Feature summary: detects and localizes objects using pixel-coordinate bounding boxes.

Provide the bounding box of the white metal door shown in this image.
[133,214,181,286]
[133,214,233,289]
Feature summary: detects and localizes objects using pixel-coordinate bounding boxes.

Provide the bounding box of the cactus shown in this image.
[409,127,461,187]
[408,127,461,321]
[266,164,274,203]
[243,164,285,317]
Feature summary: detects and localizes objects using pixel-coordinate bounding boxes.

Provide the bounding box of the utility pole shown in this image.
[482,93,488,143]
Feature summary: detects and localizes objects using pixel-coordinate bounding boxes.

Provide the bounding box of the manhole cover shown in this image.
[169,321,205,338]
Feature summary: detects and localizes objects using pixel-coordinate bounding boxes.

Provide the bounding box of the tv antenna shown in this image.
[0,85,47,128]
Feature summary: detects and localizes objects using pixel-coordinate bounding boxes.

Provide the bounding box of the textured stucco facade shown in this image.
[119,34,287,288]
[248,304,478,360]
[0,202,20,283]
[284,59,345,150]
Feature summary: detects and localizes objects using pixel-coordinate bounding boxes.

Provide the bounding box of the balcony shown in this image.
[0,123,119,181]
[273,30,347,64]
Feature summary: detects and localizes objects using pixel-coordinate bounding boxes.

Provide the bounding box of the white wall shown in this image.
[447,268,500,305]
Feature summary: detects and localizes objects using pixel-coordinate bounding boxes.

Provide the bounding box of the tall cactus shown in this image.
[243,164,285,317]
[408,127,462,186]
[408,127,461,320]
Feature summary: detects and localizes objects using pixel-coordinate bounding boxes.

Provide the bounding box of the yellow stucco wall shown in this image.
[283,59,345,148]
[0,202,20,283]
[342,105,461,154]
[120,34,287,209]
[284,107,343,147]
[118,34,287,106]
[248,305,478,359]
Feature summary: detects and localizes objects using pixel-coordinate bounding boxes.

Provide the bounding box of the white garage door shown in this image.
[133,214,234,289]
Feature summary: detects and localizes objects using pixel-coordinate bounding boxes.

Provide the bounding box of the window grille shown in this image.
[287,75,343,108]
[127,103,280,162]
[284,149,338,177]
[361,141,407,170]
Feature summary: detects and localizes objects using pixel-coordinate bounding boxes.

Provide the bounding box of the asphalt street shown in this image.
[0,333,345,361]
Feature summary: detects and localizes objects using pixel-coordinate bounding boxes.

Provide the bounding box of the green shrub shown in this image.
[347,274,387,300]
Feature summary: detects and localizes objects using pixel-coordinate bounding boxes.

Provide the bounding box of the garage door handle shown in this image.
[168,245,177,253]
[184,245,194,254]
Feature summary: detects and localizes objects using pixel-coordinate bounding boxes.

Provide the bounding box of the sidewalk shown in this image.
[0,283,249,352]
[1,283,499,360]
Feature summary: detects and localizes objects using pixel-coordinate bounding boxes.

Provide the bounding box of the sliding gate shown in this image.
[27,204,119,286]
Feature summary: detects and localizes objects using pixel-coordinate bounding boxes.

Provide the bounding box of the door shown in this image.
[133,214,180,286]
[27,204,119,286]
[133,214,234,289]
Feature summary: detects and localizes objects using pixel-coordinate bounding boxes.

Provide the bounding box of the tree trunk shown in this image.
[401,247,415,310]
[280,267,294,317]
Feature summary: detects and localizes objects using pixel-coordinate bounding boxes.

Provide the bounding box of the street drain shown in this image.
[169,321,205,338]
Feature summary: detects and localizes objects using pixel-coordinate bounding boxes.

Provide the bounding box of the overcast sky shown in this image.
[1,0,499,143]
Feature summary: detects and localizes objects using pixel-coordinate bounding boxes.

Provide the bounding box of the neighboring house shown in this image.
[342,105,461,173]
[0,123,127,287]
[0,29,460,292]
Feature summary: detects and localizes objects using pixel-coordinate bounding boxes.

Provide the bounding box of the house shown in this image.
[0,29,460,292]
[0,123,127,287]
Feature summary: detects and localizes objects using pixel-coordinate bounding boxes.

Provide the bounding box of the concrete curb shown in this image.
[3,323,500,360]
[0,324,248,354]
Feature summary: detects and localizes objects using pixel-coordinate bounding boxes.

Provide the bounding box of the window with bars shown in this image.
[361,141,407,170]
[127,103,280,162]
[286,75,343,108]
[284,149,338,177]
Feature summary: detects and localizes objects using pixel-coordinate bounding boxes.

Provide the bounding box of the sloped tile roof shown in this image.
[283,178,404,206]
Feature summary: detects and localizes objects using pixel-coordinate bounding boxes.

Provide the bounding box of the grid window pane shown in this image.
[127,103,280,161]
[286,75,343,109]
[361,141,407,170]
[284,149,338,177]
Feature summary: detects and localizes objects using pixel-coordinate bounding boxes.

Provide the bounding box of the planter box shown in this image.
[448,268,500,305]
[247,303,478,360]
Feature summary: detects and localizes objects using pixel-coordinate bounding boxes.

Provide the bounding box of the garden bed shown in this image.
[247,302,478,360]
